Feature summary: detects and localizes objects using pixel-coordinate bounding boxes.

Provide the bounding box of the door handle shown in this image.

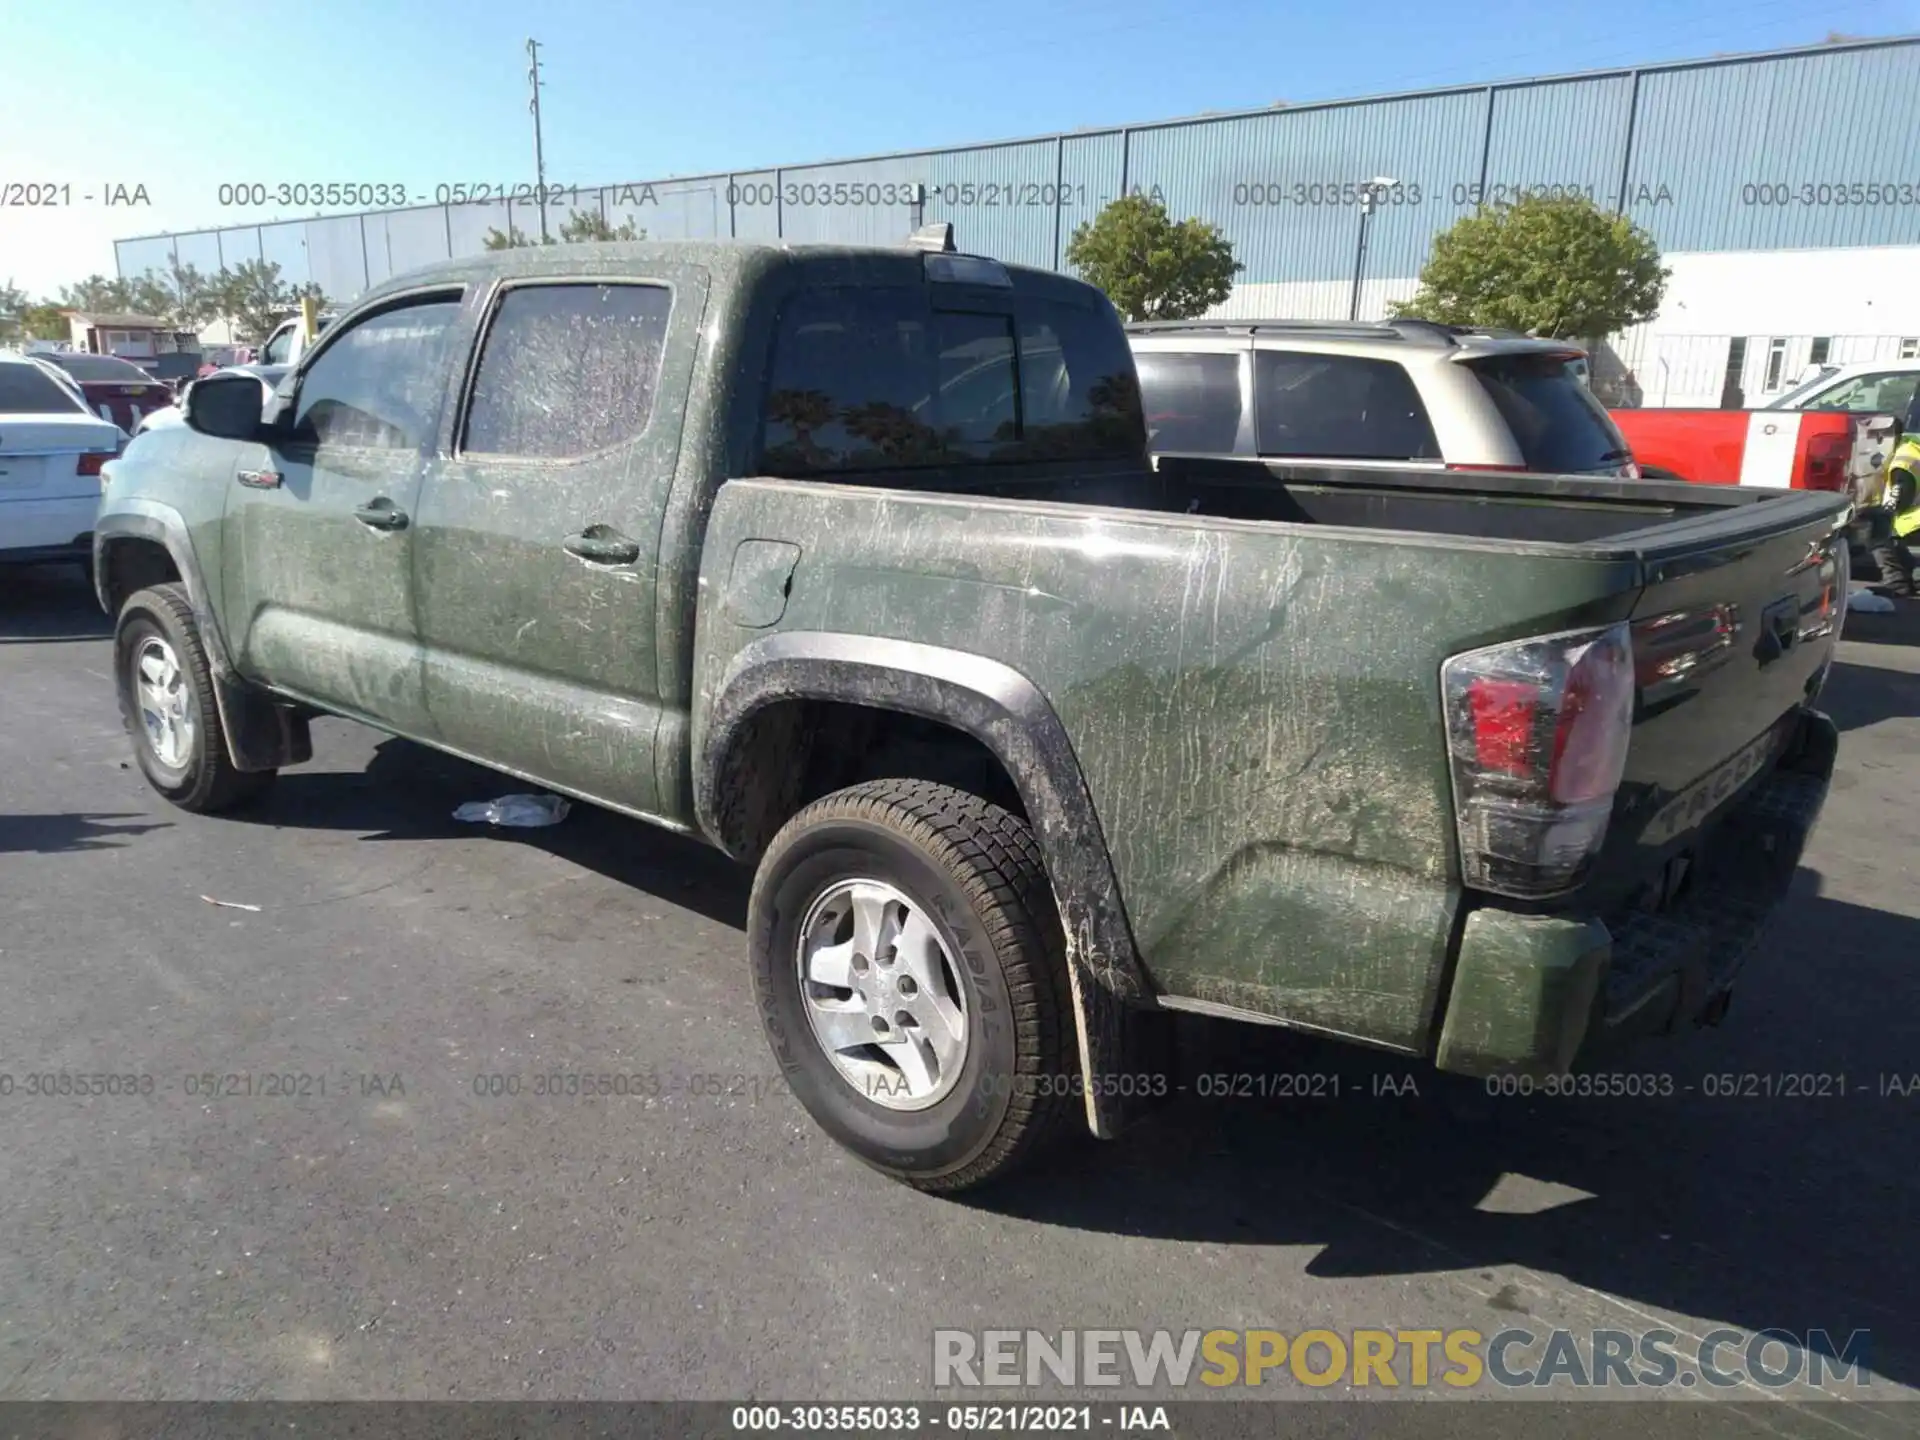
[563,529,640,565]
[353,497,409,531]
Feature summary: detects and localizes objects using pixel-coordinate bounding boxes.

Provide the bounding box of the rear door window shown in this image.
[758,287,1142,476]
[1134,351,1244,453]
[462,282,674,458]
[1254,351,1438,461]
[1467,353,1632,473]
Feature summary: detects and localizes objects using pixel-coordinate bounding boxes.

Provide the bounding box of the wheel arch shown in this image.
[95,505,308,774]
[697,632,1161,1138]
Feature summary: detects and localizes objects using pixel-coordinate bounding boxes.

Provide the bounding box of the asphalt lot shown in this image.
[1,562,1916,1430]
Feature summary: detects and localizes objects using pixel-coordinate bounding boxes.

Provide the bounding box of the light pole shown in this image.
[1348,175,1396,321]
[527,38,550,244]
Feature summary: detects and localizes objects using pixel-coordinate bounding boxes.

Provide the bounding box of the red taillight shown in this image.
[1443,624,1636,898]
[1796,430,1850,492]
[1467,678,1538,776]
[77,451,111,477]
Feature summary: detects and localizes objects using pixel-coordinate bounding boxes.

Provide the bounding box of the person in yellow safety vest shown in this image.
[1872,466,1920,599]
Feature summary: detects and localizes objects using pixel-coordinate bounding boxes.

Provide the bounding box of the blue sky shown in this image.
[3,0,1917,297]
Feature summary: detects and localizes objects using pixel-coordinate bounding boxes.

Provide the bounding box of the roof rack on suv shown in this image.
[1125,317,1487,346]
[1124,317,1573,351]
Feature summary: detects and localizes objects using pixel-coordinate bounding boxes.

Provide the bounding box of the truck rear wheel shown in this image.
[748,779,1077,1191]
[114,584,275,813]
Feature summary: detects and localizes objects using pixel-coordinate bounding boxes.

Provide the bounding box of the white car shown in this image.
[0,353,123,572]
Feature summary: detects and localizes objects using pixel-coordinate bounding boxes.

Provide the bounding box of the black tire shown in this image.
[114,583,276,812]
[749,779,1077,1192]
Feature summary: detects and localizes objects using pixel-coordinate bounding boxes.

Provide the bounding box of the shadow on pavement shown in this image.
[0,563,111,644]
[0,812,171,853]
[230,735,748,930]
[978,877,1918,1390]
[1842,596,1920,651]
[170,678,1916,1388]
[1823,654,1920,736]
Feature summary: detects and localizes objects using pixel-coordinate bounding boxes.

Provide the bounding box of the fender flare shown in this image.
[93,505,308,773]
[697,631,1162,1138]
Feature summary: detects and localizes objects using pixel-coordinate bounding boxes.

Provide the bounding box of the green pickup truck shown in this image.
[95,233,1846,1191]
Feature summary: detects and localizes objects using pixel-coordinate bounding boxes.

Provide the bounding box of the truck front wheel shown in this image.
[748,778,1077,1191]
[114,584,275,813]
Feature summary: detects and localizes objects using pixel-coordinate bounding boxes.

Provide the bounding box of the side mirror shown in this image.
[182,373,266,440]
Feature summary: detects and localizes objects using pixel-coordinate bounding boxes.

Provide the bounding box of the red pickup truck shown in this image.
[1608,406,1900,549]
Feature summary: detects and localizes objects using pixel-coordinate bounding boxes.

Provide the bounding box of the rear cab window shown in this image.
[1467,353,1633,474]
[0,364,88,416]
[756,275,1143,479]
[1134,351,1244,454]
[1254,350,1438,461]
[50,355,152,384]
[1802,371,1920,417]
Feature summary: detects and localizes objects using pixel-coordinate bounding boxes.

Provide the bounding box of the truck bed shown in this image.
[696,458,1848,1060]
[1155,454,1834,548]
[851,453,1841,548]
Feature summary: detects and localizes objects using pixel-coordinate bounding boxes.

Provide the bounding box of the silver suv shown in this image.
[1126,319,1638,477]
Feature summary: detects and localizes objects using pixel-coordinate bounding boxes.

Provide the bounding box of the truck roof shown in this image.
[356,237,1099,310]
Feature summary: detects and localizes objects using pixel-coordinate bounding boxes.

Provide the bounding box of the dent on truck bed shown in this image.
[693,478,1646,1052]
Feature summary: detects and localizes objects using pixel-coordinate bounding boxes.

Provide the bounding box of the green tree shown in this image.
[58,274,138,314]
[483,206,645,249]
[21,302,70,340]
[1391,193,1669,340]
[155,259,221,331]
[1064,192,1241,322]
[0,281,27,342]
[126,270,180,324]
[203,260,330,345]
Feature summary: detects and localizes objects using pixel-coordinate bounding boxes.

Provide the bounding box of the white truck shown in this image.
[257,307,337,367]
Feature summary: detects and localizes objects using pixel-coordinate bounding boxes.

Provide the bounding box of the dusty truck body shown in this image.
[94,236,1845,1190]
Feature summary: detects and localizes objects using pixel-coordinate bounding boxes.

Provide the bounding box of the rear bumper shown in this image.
[1,493,99,561]
[1434,707,1836,1077]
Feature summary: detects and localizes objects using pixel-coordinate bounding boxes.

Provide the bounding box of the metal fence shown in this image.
[1597,332,1918,408]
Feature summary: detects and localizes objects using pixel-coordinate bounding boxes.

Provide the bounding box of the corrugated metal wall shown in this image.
[115,36,1920,305]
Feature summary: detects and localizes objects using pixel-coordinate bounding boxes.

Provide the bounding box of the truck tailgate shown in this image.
[1579,490,1848,1035]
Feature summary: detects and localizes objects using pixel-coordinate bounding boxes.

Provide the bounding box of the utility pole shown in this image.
[1348,176,1396,322]
[527,37,550,244]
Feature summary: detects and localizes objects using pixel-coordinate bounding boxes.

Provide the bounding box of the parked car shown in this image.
[96,236,1843,1190]
[1125,318,1640,477]
[32,351,177,433]
[0,353,122,570]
